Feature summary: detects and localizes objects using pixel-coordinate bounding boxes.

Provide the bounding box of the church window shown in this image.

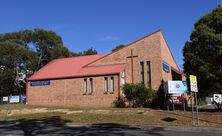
[110,77,114,94]
[89,78,93,95]
[140,61,144,84]
[104,77,108,94]
[147,61,151,88]
[83,79,87,95]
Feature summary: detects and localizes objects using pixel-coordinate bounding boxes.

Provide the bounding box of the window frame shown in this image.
[147,61,151,88]
[83,79,87,95]
[140,61,145,84]
[110,77,114,94]
[89,78,93,95]
[104,77,108,94]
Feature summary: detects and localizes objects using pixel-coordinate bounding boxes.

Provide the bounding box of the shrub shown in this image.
[113,96,126,108]
[198,98,207,106]
[122,83,156,107]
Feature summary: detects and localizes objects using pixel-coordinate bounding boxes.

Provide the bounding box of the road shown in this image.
[0,119,221,136]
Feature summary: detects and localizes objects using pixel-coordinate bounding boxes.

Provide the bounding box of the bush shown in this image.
[113,96,126,108]
[122,83,156,107]
[198,98,207,106]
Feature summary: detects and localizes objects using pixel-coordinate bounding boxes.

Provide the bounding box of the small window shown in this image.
[110,77,114,94]
[104,77,108,94]
[89,78,93,95]
[140,61,144,84]
[83,79,87,95]
[147,61,151,88]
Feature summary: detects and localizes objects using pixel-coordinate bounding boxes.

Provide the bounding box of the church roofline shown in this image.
[86,29,162,67]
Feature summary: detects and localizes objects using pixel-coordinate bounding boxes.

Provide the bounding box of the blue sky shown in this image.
[0,0,221,69]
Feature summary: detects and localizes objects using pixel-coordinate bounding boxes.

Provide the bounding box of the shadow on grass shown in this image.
[166,111,222,126]
[0,116,166,136]
[161,117,177,122]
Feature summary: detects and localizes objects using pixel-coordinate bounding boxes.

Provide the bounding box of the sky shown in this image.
[0,0,221,69]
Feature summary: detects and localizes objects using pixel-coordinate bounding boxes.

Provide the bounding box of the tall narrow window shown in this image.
[89,78,93,95]
[104,77,108,94]
[140,61,144,84]
[83,79,87,95]
[110,77,114,94]
[147,61,151,88]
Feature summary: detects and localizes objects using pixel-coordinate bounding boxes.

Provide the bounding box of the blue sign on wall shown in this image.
[30,80,50,86]
[162,61,170,73]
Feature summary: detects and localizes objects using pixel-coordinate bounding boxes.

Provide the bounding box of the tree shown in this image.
[78,47,97,56]
[112,44,125,52]
[0,42,37,97]
[183,5,222,97]
[0,29,73,69]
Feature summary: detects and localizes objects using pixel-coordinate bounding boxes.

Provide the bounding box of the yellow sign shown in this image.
[190,75,198,92]
[190,75,197,82]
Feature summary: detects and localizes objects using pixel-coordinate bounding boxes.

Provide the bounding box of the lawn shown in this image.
[0,104,221,128]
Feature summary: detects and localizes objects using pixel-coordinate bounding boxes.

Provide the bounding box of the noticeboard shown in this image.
[3,96,8,102]
[168,94,183,104]
[166,81,188,94]
[9,96,20,103]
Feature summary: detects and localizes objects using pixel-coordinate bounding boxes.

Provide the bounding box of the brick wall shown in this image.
[89,31,163,90]
[27,75,120,106]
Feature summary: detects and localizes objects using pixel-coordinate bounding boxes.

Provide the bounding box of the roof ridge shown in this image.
[85,63,126,68]
[53,54,108,61]
[85,29,161,66]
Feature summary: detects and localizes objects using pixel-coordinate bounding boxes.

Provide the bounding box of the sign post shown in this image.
[190,75,199,125]
[164,81,188,111]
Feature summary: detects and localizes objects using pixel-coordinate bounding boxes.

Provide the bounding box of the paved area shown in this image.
[0,119,222,136]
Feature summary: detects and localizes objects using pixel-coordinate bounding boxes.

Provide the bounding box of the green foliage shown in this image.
[0,29,73,69]
[112,44,125,52]
[0,42,37,96]
[0,28,100,97]
[0,29,76,96]
[122,83,156,107]
[198,98,207,106]
[77,47,97,56]
[183,5,222,97]
[113,96,126,108]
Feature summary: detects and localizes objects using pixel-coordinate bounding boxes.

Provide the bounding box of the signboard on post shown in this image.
[9,96,20,103]
[190,75,198,92]
[189,75,199,125]
[168,94,183,104]
[167,81,188,94]
[3,96,8,102]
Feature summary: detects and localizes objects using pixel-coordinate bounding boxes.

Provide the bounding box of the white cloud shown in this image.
[99,35,119,42]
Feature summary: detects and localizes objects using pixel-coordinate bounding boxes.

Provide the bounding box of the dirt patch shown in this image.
[0,108,83,116]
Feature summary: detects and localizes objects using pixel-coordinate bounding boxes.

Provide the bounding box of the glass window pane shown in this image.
[104,77,108,93]
[83,79,87,94]
[110,77,114,93]
[147,61,151,88]
[140,62,144,84]
[89,78,93,94]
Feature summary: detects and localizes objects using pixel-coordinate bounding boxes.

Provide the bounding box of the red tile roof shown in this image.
[28,54,125,81]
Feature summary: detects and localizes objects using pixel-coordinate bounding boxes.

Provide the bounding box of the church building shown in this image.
[26,30,185,106]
